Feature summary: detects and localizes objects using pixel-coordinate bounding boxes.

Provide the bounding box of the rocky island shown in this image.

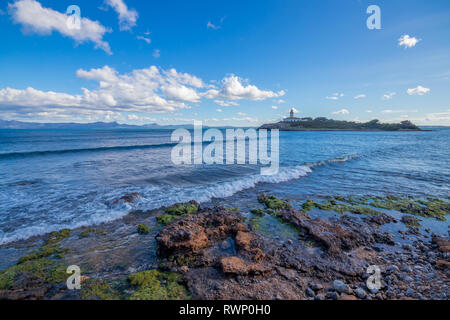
[259,109,422,131]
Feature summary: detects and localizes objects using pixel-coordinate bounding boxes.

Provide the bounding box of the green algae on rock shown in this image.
[127,270,189,300]
[137,224,150,235]
[371,196,450,221]
[258,195,292,210]
[157,201,199,226]
[0,229,72,290]
[81,279,121,300]
[80,227,107,238]
[250,209,264,216]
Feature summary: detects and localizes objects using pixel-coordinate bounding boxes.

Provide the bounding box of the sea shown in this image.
[0,128,449,245]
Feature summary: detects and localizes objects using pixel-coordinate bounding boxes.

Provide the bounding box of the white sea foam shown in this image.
[0,155,356,245]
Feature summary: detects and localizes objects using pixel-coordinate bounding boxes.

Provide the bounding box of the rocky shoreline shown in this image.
[0,194,448,300]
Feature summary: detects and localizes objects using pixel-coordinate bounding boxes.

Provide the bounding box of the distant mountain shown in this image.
[0,119,198,130]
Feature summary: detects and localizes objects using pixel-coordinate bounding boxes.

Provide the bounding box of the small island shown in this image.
[260,108,422,131]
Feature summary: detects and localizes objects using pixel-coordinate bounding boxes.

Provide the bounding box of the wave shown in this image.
[0,154,357,245]
[0,142,181,159]
[0,136,261,159]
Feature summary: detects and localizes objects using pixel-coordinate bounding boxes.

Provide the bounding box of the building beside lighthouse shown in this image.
[283,108,304,122]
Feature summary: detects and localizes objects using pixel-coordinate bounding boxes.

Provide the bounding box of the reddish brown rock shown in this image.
[339,294,358,300]
[235,231,252,251]
[432,236,450,253]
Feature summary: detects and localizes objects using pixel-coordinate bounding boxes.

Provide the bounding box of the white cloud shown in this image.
[214,100,239,107]
[216,109,222,113]
[407,85,430,96]
[381,109,418,114]
[153,49,161,58]
[332,109,349,115]
[0,65,285,122]
[207,17,225,30]
[136,35,151,44]
[398,34,420,48]
[104,0,138,31]
[276,99,285,104]
[207,21,220,30]
[271,106,278,110]
[237,112,246,116]
[382,92,396,100]
[203,75,285,101]
[9,0,112,54]
[354,94,366,99]
[326,92,344,100]
[366,110,373,113]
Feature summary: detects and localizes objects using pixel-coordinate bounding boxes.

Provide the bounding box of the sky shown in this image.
[0,0,449,126]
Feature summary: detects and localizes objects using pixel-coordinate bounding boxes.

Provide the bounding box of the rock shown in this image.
[436,259,450,269]
[354,287,367,299]
[326,291,339,300]
[235,231,252,250]
[333,280,350,294]
[369,288,378,294]
[432,235,450,253]
[311,283,323,291]
[0,272,52,300]
[401,264,412,272]
[385,265,399,273]
[305,288,315,297]
[406,287,416,298]
[339,294,358,300]
[156,208,242,256]
[220,256,269,275]
[221,257,248,274]
[113,192,141,205]
[180,266,189,273]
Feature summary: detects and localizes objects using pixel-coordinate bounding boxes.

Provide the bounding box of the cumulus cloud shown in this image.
[0,66,285,122]
[354,94,366,99]
[214,100,239,107]
[407,85,430,96]
[104,0,138,31]
[271,106,278,109]
[398,34,420,48]
[332,109,349,115]
[9,0,112,54]
[382,92,396,100]
[326,93,344,100]
[216,109,222,113]
[202,75,285,101]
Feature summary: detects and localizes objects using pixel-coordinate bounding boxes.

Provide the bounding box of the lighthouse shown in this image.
[283,108,302,122]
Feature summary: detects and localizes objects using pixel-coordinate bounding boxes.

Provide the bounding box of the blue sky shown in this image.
[0,0,449,126]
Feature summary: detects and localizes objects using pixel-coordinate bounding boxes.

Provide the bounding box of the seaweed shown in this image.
[127,270,190,300]
[157,202,199,226]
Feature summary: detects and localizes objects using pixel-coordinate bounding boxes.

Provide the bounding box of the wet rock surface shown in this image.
[0,195,449,300]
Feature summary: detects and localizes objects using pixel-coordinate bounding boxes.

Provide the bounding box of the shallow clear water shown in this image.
[0,128,449,244]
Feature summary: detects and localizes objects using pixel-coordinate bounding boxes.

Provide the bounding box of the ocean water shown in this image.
[0,128,449,244]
